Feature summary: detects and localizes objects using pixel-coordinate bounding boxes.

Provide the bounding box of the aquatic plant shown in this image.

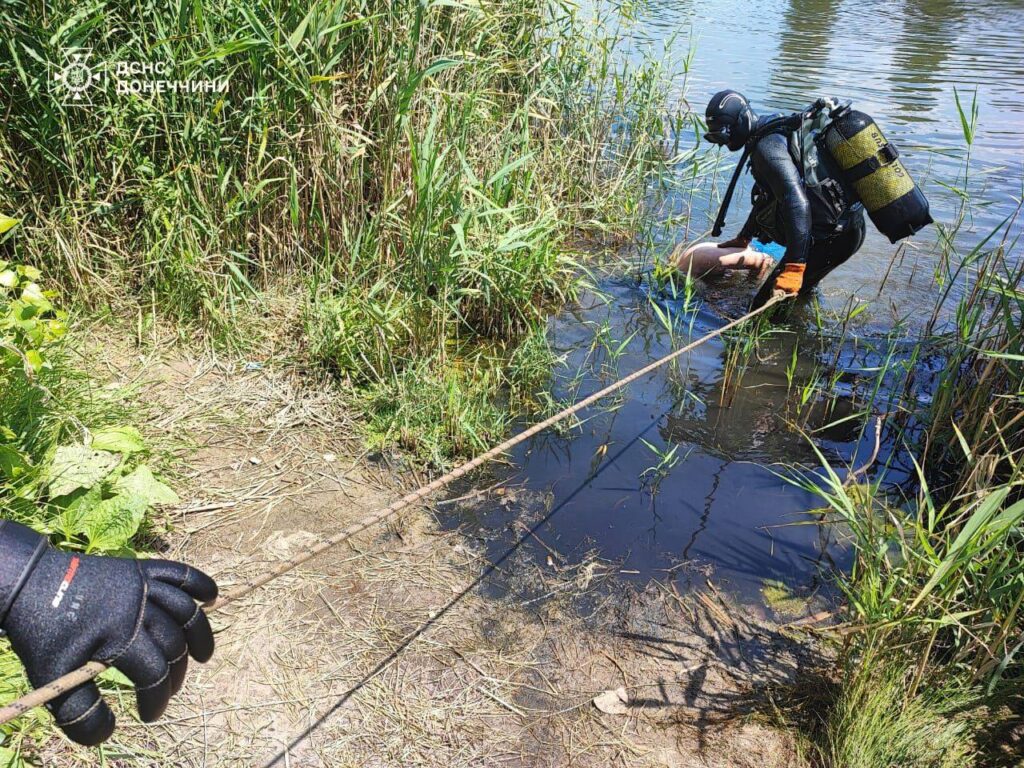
[638,437,682,493]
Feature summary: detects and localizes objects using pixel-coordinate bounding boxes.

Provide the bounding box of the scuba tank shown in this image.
[818,108,933,243]
[711,99,932,245]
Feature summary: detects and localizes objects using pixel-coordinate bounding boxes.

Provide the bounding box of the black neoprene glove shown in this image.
[0,520,217,746]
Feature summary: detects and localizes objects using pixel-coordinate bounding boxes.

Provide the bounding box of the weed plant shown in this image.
[1,0,683,463]
[0,245,177,762]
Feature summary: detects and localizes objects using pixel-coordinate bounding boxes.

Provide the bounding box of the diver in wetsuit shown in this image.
[703,90,866,309]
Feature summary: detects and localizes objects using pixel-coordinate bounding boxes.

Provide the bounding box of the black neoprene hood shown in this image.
[705,89,756,151]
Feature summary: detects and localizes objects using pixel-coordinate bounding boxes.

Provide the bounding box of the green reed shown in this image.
[0,0,680,463]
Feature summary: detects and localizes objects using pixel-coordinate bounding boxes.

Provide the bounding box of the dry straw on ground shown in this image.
[41,326,818,767]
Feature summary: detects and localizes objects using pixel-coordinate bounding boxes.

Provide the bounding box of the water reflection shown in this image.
[438,275,906,602]
[889,0,967,117]
[768,0,843,109]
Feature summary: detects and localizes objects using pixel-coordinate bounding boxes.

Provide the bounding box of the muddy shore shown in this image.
[43,329,825,767]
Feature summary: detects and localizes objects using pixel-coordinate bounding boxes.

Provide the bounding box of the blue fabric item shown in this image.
[751,239,785,259]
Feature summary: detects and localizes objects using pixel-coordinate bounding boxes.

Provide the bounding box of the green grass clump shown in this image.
[361,326,559,464]
[1,0,683,463]
[363,362,510,466]
[822,659,979,768]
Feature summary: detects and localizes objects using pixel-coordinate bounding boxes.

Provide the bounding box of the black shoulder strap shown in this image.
[711,146,752,237]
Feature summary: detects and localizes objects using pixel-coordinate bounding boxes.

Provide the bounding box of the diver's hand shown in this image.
[0,521,217,746]
[717,235,751,249]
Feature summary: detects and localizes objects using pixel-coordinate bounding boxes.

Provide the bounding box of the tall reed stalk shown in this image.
[0,0,681,461]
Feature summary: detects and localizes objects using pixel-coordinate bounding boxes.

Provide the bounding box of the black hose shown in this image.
[711,144,751,237]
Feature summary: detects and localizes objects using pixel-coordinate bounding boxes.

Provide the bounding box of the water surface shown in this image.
[442,0,1023,611]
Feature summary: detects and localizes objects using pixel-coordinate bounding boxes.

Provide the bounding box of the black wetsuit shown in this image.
[741,132,865,308]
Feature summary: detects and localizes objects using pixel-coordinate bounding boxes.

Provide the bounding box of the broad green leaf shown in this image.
[0,445,30,480]
[14,302,38,322]
[48,444,119,498]
[80,493,147,552]
[58,484,103,535]
[0,215,18,235]
[990,499,1024,531]
[20,282,50,310]
[978,350,1024,362]
[486,152,536,188]
[0,270,16,288]
[98,666,135,688]
[287,2,317,49]
[0,744,24,768]
[17,265,40,281]
[946,487,1009,554]
[950,421,973,462]
[421,57,462,80]
[91,426,146,454]
[115,465,179,505]
[908,487,1010,611]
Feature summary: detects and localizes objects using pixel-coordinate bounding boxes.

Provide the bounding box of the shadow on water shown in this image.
[437,263,922,610]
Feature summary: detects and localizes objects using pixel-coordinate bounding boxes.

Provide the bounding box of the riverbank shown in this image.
[2,0,1022,765]
[38,325,813,767]
[5,247,1021,766]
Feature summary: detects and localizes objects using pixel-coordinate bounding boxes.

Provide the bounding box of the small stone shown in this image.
[593,687,629,715]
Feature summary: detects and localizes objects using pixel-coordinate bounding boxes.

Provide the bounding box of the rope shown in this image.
[0,294,788,725]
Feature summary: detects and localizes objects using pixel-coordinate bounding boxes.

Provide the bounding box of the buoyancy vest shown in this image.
[749,109,859,244]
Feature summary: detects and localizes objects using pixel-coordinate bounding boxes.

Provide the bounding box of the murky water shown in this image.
[443,273,905,610]
[441,0,1024,612]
